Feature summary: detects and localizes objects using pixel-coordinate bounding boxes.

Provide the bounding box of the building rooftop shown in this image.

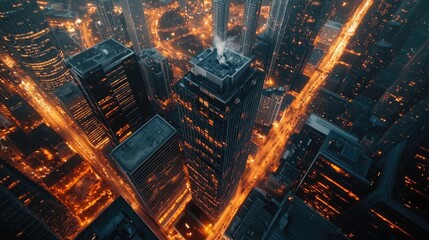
[76,197,158,240]
[264,192,348,240]
[320,131,372,182]
[66,39,133,77]
[140,48,164,62]
[110,115,175,173]
[53,82,83,106]
[190,48,251,90]
[226,188,278,240]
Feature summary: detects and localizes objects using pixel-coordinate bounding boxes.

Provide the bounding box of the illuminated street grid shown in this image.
[0,0,373,239]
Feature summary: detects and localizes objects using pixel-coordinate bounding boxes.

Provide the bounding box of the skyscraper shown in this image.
[175,48,264,220]
[76,197,158,240]
[371,38,429,125]
[66,39,152,143]
[120,0,152,54]
[241,0,262,56]
[54,82,111,149]
[268,0,329,85]
[264,0,289,43]
[255,87,285,126]
[212,0,230,41]
[296,131,373,221]
[111,115,186,225]
[371,96,429,155]
[0,161,79,239]
[338,137,429,239]
[0,0,72,92]
[140,48,173,104]
[0,186,57,240]
[95,0,126,43]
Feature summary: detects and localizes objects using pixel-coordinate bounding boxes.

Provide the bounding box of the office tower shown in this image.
[241,0,262,56]
[140,48,173,103]
[0,185,57,240]
[76,197,158,240]
[268,0,329,85]
[120,0,152,54]
[66,39,152,144]
[175,48,264,220]
[255,87,285,126]
[371,96,429,155]
[264,0,289,43]
[95,0,126,43]
[337,137,429,239]
[0,161,79,239]
[371,39,429,125]
[111,115,186,225]
[296,131,373,221]
[0,0,71,92]
[212,0,230,41]
[54,82,111,149]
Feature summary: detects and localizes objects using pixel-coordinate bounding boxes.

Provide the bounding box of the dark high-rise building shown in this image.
[0,0,72,92]
[241,0,262,57]
[140,48,173,103]
[54,82,111,149]
[175,48,264,220]
[264,0,289,43]
[296,131,373,221]
[0,161,78,239]
[66,39,152,143]
[95,0,126,43]
[212,0,230,41]
[0,185,57,240]
[268,0,329,86]
[120,0,152,54]
[111,115,186,225]
[371,38,429,125]
[255,87,285,127]
[338,136,429,239]
[371,96,429,155]
[76,197,158,240]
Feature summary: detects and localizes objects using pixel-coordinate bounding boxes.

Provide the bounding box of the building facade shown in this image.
[140,48,173,103]
[241,0,262,56]
[255,87,285,126]
[95,0,126,43]
[175,48,264,220]
[212,0,230,41]
[0,161,78,239]
[120,0,152,54]
[296,131,373,221]
[54,82,111,149]
[0,0,72,92]
[66,39,152,143]
[111,115,186,224]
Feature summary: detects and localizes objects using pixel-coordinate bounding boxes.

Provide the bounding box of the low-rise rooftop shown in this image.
[264,192,348,240]
[111,115,175,173]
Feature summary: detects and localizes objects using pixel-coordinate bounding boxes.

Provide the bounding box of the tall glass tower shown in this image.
[120,0,152,54]
[66,39,152,144]
[95,0,126,43]
[175,48,264,220]
[212,0,230,42]
[0,0,72,92]
[241,0,262,56]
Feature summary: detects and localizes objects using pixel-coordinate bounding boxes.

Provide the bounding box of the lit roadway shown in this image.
[2,60,168,239]
[207,0,374,239]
